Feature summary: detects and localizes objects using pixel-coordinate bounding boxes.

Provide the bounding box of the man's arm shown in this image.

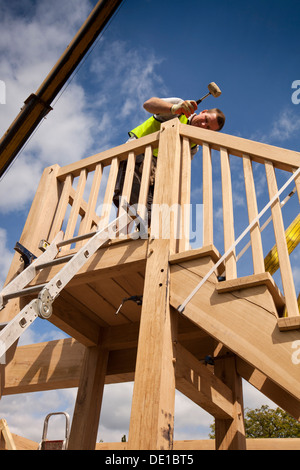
[143,97,197,118]
[143,97,173,115]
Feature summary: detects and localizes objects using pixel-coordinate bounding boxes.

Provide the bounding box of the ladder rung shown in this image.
[57,231,97,248]
[2,284,46,301]
[36,254,74,270]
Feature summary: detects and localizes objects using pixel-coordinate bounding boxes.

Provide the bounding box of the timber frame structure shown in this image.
[0,118,300,450]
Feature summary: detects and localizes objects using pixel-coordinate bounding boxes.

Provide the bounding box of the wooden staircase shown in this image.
[0,117,299,450]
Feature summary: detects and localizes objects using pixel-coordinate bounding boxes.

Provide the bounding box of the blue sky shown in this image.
[0,0,299,444]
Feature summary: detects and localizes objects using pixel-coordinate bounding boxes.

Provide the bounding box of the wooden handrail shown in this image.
[179,123,300,171]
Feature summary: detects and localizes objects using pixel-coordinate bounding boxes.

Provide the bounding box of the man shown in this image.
[113,97,225,218]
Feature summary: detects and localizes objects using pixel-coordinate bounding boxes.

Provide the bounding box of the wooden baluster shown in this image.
[220,148,237,279]
[61,169,87,253]
[265,160,299,317]
[98,157,119,230]
[243,154,265,274]
[202,142,213,247]
[119,152,136,235]
[48,174,73,242]
[77,163,103,246]
[294,169,300,204]
[137,145,152,230]
[178,137,191,252]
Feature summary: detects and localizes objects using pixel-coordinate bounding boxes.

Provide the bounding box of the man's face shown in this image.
[191,110,219,131]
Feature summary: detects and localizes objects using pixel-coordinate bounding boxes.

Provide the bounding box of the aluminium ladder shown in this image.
[0,210,133,361]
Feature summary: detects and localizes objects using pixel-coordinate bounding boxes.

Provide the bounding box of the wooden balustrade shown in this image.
[42,118,299,319]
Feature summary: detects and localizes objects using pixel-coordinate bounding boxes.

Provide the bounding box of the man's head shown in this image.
[191,108,225,131]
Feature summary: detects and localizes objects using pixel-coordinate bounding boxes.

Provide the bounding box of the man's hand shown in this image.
[171,100,197,118]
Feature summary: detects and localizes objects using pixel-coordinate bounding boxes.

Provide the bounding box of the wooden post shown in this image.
[67,333,109,450]
[214,347,246,450]
[127,119,180,450]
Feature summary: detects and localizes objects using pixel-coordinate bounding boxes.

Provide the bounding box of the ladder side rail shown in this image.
[0,231,63,309]
[40,211,131,304]
[265,161,299,318]
[0,211,132,360]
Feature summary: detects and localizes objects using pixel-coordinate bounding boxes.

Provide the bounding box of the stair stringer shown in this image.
[169,257,300,420]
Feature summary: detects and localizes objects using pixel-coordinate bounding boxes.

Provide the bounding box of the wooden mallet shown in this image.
[196,82,222,105]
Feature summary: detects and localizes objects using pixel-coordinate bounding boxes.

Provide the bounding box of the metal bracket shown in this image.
[14,242,37,268]
[37,288,53,319]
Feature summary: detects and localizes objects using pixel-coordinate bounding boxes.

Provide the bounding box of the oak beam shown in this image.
[128,119,181,450]
[175,344,234,419]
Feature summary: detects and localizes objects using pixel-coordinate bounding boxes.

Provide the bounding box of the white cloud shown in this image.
[269,109,300,141]
[250,107,300,146]
[0,228,14,289]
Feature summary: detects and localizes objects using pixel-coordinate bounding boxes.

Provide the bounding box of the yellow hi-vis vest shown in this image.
[129,115,197,157]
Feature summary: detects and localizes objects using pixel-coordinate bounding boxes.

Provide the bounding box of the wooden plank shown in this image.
[220,148,237,279]
[202,142,213,246]
[50,292,103,345]
[265,161,299,317]
[65,283,129,326]
[95,438,300,450]
[179,122,300,171]
[242,154,265,274]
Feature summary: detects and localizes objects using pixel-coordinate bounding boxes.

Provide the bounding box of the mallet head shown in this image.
[196,82,222,104]
[207,82,222,98]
